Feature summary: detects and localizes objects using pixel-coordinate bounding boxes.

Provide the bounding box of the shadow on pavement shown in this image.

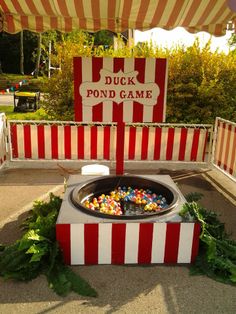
[0,169,235,313]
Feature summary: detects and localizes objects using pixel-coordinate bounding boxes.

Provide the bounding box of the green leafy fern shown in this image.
[180,199,236,285]
[0,193,97,297]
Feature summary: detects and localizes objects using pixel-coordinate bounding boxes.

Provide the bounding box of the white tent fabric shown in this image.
[0,0,235,36]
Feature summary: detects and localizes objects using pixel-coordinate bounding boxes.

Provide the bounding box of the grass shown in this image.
[0,73,46,91]
[0,106,49,120]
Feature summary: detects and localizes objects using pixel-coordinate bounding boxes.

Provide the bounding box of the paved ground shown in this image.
[0,94,14,106]
[0,166,235,314]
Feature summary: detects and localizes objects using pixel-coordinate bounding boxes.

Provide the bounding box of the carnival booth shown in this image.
[1,0,235,265]
[55,55,201,265]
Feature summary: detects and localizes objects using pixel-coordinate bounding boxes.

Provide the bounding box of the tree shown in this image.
[93,30,113,46]
[42,35,236,123]
[228,33,236,49]
[20,31,24,75]
[34,33,42,78]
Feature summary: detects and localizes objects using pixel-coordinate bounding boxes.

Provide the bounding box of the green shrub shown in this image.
[43,36,236,123]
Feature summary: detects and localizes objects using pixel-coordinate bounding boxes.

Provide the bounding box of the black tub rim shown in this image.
[70,175,179,220]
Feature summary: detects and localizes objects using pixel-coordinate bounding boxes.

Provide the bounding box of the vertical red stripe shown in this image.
[74,0,86,28]
[92,57,103,122]
[64,17,72,32]
[56,224,71,265]
[178,128,187,161]
[64,125,71,159]
[90,126,97,159]
[141,127,149,160]
[113,58,124,122]
[10,124,18,158]
[191,223,201,263]
[77,125,84,159]
[223,124,231,170]
[24,125,32,158]
[103,126,110,160]
[20,15,29,29]
[116,122,125,174]
[133,58,145,122]
[138,223,154,264]
[166,128,175,160]
[217,122,226,167]
[154,127,162,160]
[108,1,116,30]
[50,16,58,29]
[91,0,101,30]
[35,16,44,32]
[190,129,200,161]
[6,15,15,33]
[128,127,136,159]
[153,59,167,122]
[112,224,126,264]
[74,57,83,121]
[84,224,98,265]
[51,125,58,159]
[37,125,45,159]
[93,105,103,122]
[229,127,236,175]
[164,223,181,263]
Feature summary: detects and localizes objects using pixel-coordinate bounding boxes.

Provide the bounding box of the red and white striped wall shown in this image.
[74,57,168,123]
[56,222,201,265]
[8,120,212,165]
[124,124,210,162]
[0,113,7,168]
[213,118,236,180]
[9,121,117,161]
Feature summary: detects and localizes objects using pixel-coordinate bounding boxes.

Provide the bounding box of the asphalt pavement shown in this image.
[0,94,14,106]
[0,167,235,314]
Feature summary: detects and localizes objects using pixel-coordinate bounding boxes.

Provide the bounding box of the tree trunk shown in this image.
[34,33,42,78]
[20,31,24,75]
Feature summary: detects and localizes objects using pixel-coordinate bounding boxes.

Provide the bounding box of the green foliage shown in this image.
[0,106,49,120]
[180,200,236,285]
[0,193,97,297]
[42,31,92,120]
[43,36,236,123]
[0,31,39,74]
[228,33,236,48]
[166,39,236,123]
[93,30,114,46]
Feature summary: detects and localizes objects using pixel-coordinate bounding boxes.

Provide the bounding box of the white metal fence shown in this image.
[0,113,7,169]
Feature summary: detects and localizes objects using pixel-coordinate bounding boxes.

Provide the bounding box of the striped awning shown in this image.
[0,0,235,36]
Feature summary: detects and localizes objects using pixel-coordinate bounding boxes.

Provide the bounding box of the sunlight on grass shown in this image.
[0,106,49,120]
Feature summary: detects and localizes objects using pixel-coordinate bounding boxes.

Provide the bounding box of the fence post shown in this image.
[116,122,125,175]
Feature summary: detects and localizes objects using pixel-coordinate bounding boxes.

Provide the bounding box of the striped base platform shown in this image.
[56,175,201,265]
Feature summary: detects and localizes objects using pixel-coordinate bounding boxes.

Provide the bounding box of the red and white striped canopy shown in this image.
[0,0,235,36]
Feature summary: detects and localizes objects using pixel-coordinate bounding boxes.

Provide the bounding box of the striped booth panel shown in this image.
[56,222,201,265]
[124,126,209,162]
[10,123,116,161]
[9,122,210,163]
[214,120,236,177]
